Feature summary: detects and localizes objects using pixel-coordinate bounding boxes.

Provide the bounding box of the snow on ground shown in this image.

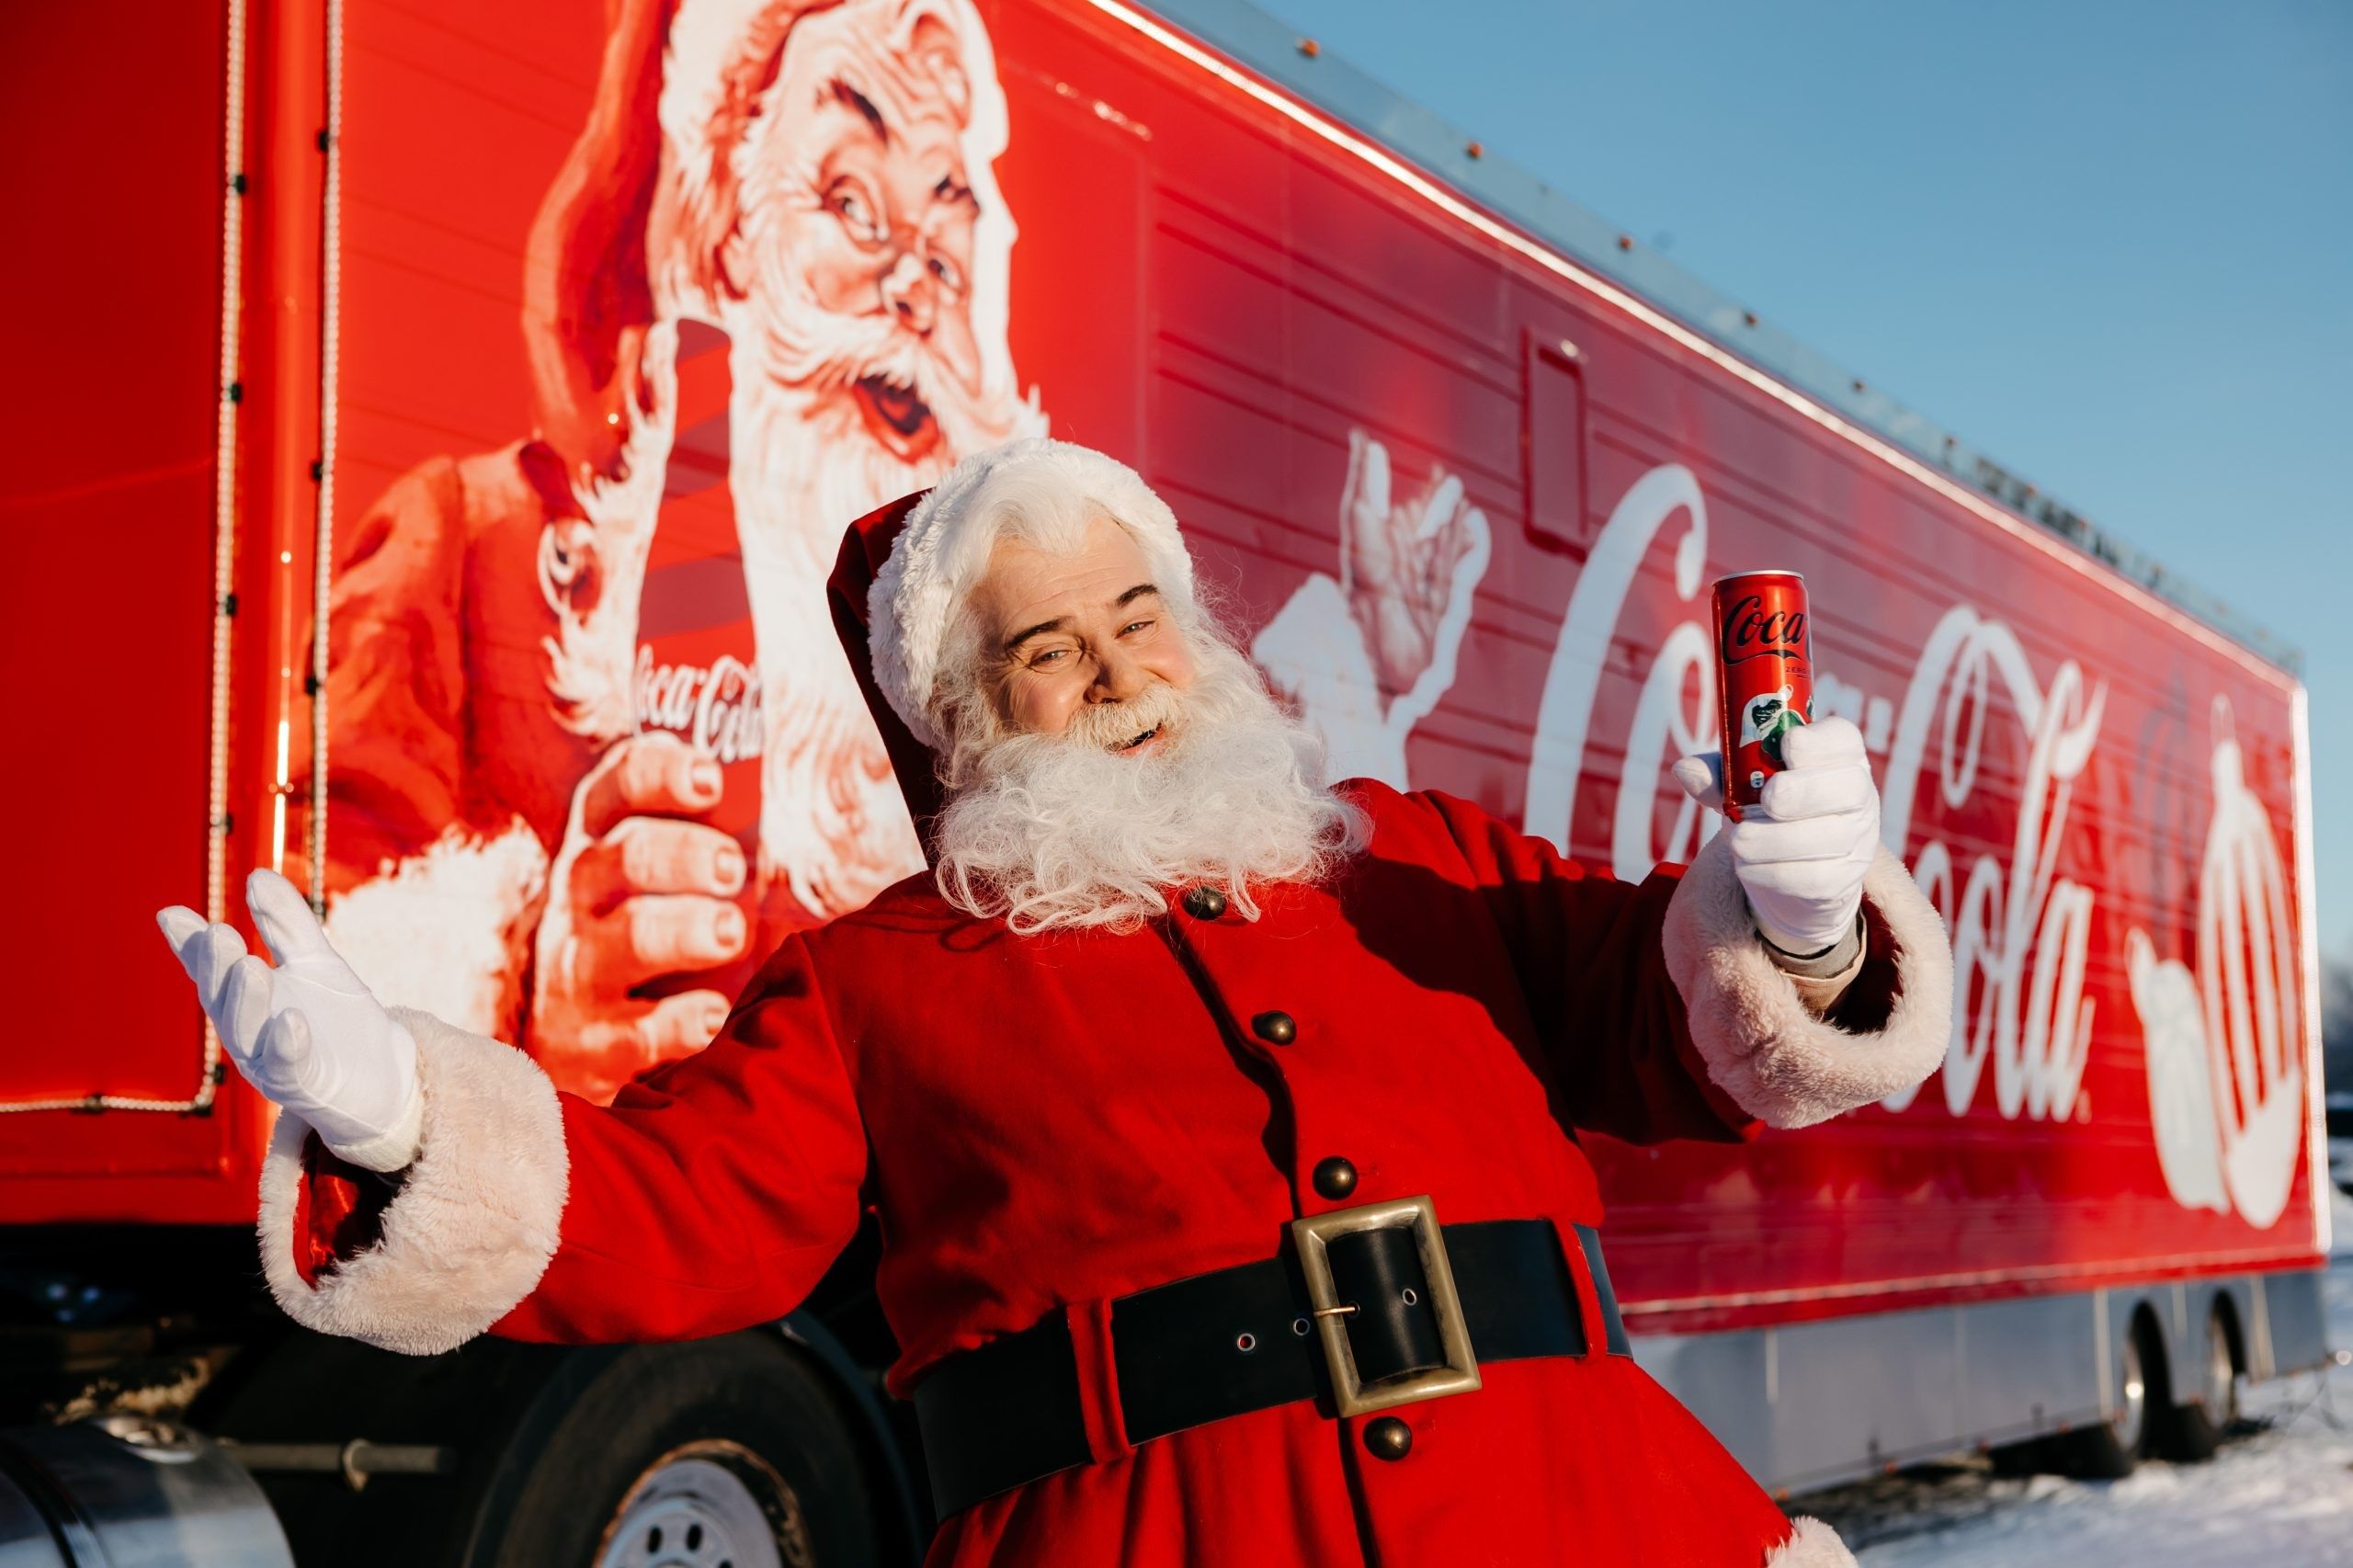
[1810,1384,2353,1566]
[1805,1187,2353,1566]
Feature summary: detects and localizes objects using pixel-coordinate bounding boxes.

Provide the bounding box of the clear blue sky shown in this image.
[1254,0,2353,955]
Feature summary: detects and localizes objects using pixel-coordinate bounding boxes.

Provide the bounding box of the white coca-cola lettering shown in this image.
[1311,455,2301,1183]
[1526,464,2106,1126]
[1874,608,2104,1121]
[634,643,766,764]
[1525,463,1721,884]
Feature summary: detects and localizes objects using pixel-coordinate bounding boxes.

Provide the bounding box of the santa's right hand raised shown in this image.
[156,870,423,1172]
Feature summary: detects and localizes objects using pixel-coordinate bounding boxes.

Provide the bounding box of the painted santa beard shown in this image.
[723,243,1040,567]
[933,640,1365,934]
[697,28,1034,908]
[541,361,685,748]
[721,277,1037,917]
[718,384,935,918]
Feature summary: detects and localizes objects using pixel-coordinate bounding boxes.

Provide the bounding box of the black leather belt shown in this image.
[914,1210,1627,1517]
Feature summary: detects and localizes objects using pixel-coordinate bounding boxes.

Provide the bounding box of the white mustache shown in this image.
[933,636,1369,934]
[1062,684,1186,754]
[733,230,949,402]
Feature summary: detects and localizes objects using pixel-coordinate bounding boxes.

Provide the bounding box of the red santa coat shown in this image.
[263,771,1948,1567]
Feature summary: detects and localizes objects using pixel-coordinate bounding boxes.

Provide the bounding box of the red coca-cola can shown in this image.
[1712,570,1813,821]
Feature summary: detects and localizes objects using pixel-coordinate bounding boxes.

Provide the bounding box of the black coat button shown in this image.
[1181,886,1228,919]
[1251,1010,1297,1046]
[1312,1156,1358,1200]
[1363,1416,1414,1460]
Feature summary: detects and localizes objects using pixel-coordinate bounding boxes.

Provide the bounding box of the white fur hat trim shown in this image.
[868,437,1195,750]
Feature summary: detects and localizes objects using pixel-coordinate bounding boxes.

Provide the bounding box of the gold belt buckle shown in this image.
[1289,1194,1481,1418]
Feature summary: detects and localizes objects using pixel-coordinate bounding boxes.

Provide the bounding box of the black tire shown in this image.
[200,1326,560,1568]
[2156,1305,2240,1462]
[471,1334,883,1568]
[2047,1316,2161,1481]
[1986,1435,2050,1477]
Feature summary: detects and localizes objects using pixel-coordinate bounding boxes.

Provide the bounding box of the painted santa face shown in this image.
[729,0,990,470]
[970,515,1199,755]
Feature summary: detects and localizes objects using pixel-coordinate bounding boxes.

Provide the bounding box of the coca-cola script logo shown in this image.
[1718,593,1809,667]
[1877,609,2104,1124]
[1275,457,2305,1235]
[1519,465,2101,1126]
[635,645,765,764]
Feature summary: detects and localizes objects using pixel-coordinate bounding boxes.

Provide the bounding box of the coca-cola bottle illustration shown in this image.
[2129,697,2304,1228]
[632,319,765,1004]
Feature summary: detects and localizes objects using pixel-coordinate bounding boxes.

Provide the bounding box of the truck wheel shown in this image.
[476,1335,882,1568]
[2156,1306,2240,1461]
[2048,1317,2158,1480]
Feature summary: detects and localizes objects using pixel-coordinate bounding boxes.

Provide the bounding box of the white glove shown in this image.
[1672,715,1879,956]
[157,869,424,1172]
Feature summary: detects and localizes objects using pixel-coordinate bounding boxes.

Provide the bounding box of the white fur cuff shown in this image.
[256,1007,569,1355]
[322,1075,426,1174]
[1766,1517,1859,1567]
[1663,835,1952,1131]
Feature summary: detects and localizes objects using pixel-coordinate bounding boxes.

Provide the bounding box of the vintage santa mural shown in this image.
[304,0,1487,1104]
[296,0,2313,1274]
[305,0,1045,1100]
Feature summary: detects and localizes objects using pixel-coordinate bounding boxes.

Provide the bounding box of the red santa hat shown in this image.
[864,438,1196,751]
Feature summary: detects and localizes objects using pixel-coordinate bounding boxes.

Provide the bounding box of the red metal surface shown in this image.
[6,0,2322,1337]
[0,0,252,1219]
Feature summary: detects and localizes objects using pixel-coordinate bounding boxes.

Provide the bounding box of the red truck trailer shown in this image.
[2,0,2329,1561]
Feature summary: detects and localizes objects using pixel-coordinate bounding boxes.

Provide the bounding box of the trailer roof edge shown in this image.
[1134,0,2303,678]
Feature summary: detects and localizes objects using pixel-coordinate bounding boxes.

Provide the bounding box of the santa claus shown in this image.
[309,0,1041,1102]
[165,439,1951,1564]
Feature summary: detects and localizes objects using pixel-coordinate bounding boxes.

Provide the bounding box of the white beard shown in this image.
[931,637,1368,934]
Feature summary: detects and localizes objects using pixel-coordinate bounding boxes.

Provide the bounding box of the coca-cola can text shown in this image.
[1712,570,1813,821]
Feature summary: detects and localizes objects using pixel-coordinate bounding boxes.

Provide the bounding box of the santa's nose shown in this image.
[881,253,935,335]
[1088,646,1149,704]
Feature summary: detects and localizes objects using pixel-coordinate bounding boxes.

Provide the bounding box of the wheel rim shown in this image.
[593,1441,814,1568]
[2204,1314,2238,1427]
[2110,1332,2147,1453]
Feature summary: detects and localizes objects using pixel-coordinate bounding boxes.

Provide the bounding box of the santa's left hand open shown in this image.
[156,869,424,1171]
[1670,716,1879,956]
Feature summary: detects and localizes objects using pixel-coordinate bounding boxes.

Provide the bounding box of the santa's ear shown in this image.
[899,6,972,120]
